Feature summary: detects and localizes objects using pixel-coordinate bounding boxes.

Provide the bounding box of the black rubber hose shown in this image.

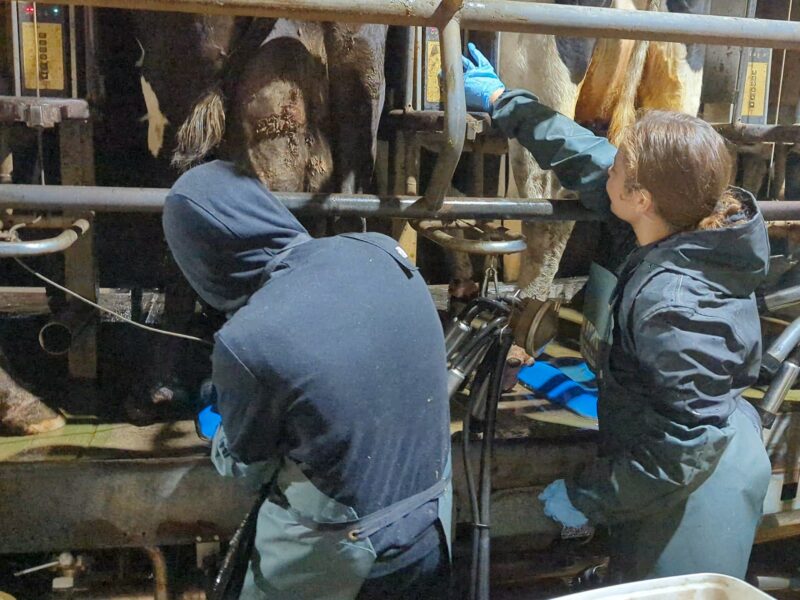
[209,486,269,600]
[453,316,507,372]
[463,355,494,600]
[477,332,513,600]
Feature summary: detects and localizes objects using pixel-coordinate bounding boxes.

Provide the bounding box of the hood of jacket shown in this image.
[162,160,311,314]
[641,188,770,297]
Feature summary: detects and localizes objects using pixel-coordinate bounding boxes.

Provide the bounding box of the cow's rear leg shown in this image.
[500,29,586,299]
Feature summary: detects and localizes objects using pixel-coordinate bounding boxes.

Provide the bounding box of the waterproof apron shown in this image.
[237,457,452,600]
[580,261,770,582]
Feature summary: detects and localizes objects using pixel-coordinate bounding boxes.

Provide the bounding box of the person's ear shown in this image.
[636,188,655,216]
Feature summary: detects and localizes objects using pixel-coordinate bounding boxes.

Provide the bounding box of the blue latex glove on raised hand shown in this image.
[539,479,589,529]
[462,42,505,112]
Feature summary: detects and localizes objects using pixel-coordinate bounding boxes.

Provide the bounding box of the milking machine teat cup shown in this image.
[443,288,560,402]
[756,279,800,429]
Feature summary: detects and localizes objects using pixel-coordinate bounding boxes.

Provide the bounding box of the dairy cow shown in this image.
[499,0,708,299]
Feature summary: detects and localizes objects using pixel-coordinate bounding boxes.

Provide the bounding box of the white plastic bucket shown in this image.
[553,573,771,599]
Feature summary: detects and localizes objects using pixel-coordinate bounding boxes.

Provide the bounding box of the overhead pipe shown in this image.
[0,218,90,257]
[2,186,800,222]
[36,1,800,50]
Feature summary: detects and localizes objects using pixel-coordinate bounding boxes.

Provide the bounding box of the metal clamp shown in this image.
[414,219,527,255]
[0,218,90,257]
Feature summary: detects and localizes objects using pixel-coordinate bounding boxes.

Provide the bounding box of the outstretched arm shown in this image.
[463,43,616,213]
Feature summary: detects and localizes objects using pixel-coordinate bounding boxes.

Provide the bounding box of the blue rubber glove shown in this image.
[195,379,221,441]
[462,42,505,112]
[196,404,222,441]
[539,479,589,529]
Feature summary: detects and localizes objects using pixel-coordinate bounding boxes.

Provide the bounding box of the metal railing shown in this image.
[33,1,800,49]
[1,184,800,221]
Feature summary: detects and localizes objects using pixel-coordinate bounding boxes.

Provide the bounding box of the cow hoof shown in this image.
[0,384,65,436]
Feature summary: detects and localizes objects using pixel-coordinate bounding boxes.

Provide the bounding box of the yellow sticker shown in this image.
[742,61,767,119]
[425,40,442,105]
[21,22,65,91]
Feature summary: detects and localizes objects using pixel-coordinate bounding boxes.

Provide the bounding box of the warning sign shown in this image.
[22,22,65,92]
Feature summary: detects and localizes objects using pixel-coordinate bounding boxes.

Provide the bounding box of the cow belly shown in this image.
[228,21,334,193]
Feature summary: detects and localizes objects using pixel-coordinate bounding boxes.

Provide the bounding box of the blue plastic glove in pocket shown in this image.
[539,479,589,529]
[462,42,505,112]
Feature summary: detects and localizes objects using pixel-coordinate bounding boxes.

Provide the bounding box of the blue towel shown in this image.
[517,361,598,419]
[547,357,596,386]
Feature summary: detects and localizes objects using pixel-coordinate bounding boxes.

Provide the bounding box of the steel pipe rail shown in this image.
[2,186,800,222]
[0,218,90,257]
[37,0,800,50]
[0,185,604,220]
[422,14,466,211]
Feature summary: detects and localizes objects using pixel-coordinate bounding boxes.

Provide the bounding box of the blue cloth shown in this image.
[462,42,505,112]
[539,479,589,529]
[517,361,598,419]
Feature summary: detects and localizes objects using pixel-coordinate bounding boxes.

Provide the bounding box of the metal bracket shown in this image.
[0,96,90,128]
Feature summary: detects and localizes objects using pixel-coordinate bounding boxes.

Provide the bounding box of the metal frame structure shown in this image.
[7,0,800,226]
[3,0,800,558]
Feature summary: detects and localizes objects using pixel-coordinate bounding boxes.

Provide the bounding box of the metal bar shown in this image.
[34,0,800,50]
[422,14,466,211]
[2,185,800,222]
[732,0,759,122]
[715,123,800,144]
[11,2,21,97]
[0,218,90,257]
[0,185,602,219]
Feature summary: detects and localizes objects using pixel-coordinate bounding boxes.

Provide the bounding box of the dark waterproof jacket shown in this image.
[492,90,770,525]
[162,160,450,570]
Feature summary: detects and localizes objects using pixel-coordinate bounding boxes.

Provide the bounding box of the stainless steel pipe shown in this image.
[1,186,800,222]
[39,304,96,356]
[0,218,90,257]
[422,14,466,211]
[35,1,800,50]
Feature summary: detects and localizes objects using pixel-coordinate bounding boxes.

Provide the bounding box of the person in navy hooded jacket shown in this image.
[162,160,452,599]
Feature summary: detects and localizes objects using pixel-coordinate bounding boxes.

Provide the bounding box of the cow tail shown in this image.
[171,88,226,171]
[607,0,660,143]
[171,18,276,172]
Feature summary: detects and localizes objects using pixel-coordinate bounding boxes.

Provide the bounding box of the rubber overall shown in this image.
[491,89,771,581]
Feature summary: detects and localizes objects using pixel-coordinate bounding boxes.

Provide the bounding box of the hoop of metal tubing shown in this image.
[0,185,798,222]
[415,219,527,255]
[0,218,90,257]
[36,1,800,50]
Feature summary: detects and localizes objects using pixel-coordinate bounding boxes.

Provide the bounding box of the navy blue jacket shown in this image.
[492,90,769,524]
[163,161,450,565]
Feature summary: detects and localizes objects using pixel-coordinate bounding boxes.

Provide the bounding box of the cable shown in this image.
[14,258,212,347]
[463,357,493,600]
[477,332,513,600]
